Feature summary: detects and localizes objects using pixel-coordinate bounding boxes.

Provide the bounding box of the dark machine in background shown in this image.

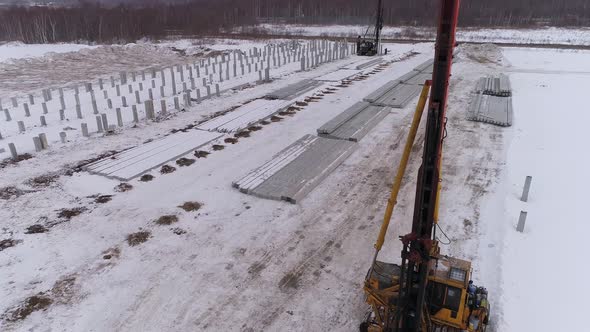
[357,0,384,56]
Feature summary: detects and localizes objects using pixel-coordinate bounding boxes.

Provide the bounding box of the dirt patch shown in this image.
[295,101,308,107]
[260,120,270,125]
[139,174,155,182]
[26,174,60,188]
[57,207,87,220]
[213,144,226,150]
[25,224,49,234]
[234,130,251,138]
[114,183,133,192]
[278,110,296,117]
[0,186,30,200]
[50,276,78,305]
[160,165,176,174]
[287,106,300,112]
[194,150,210,158]
[0,153,33,170]
[126,231,151,246]
[102,247,121,260]
[172,228,187,235]
[0,239,22,252]
[224,137,238,144]
[94,195,113,204]
[176,158,196,167]
[178,201,202,212]
[248,126,262,132]
[270,116,283,122]
[279,271,303,290]
[155,215,179,226]
[3,293,53,322]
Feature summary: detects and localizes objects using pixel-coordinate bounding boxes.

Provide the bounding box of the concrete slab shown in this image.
[354,58,384,70]
[265,79,323,100]
[476,74,512,96]
[84,129,223,181]
[233,134,357,203]
[316,69,361,82]
[467,93,513,127]
[373,84,423,108]
[197,99,292,133]
[318,102,390,142]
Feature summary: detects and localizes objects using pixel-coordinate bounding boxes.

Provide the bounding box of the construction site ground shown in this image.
[1,38,588,332]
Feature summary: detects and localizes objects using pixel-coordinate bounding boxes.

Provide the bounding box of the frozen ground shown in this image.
[0,36,587,332]
[234,24,590,46]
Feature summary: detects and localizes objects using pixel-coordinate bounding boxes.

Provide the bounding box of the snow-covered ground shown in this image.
[0,42,96,63]
[234,24,590,46]
[0,36,588,332]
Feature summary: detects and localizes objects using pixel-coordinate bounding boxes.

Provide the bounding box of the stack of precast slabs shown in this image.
[197,99,292,133]
[362,60,434,109]
[84,129,223,181]
[317,102,390,142]
[364,82,424,108]
[476,74,512,97]
[413,59,434,73]
[355,57,384,70]
[316,69,361,82]
[233,134,357,203]
[467,93,513,127]
[265,79,324,100]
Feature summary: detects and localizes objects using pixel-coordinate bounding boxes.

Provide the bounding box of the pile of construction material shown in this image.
[476,74,512,97]
[362,59,433,109]
[232,135,357,204]
[468,74,513,126]
[317,102,390,142]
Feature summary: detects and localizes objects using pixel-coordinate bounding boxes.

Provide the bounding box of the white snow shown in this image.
[0,42,96,62]
[488,47,590,332]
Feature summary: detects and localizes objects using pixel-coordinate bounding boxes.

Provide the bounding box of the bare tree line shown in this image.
[0,0,588,44]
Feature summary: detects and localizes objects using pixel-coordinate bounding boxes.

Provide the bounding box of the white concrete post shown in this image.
[38,133,48,149]
[40,115,47,126]
[3,109,10,121]
[517,211,528,232]
[59,132,67,143]
[96,116,104,133]
[76,105,83,119]
[59,109,65,121]
[132,106,139,123]
[81,123,89,137]
[521,176,533,202]
[18,121,25,133]
[116,108,123,127]
[33,136,43,152]
[24,103,31,117]
[9,143,18,159]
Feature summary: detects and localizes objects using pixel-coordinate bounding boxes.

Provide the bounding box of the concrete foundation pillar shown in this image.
[81,123,89,137]
[116,108,123,127]
[18,121,25,133]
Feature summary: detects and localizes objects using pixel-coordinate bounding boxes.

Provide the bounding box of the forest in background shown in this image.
[0,0,589,43]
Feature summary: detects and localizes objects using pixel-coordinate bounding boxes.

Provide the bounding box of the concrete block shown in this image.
[59,109,65,121]
[29,94,35,105]
[160,100,167,115]
[40,115,47,126]
[33,136,43,152]
[101,113,109,130]
[9,143,18,159]
[76,105,83,119]
[4,109,11,121]
[24,103,30,117]
[96,116,104,133]
[60,132,67,143]
[215,84,220,97]
[174,97,180,111]
[81,123,89,137]
[116,108,123,127]
[135,91,141,104]
[39,133,48,149]
[18,121,25,133]
[132,106,139,123]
